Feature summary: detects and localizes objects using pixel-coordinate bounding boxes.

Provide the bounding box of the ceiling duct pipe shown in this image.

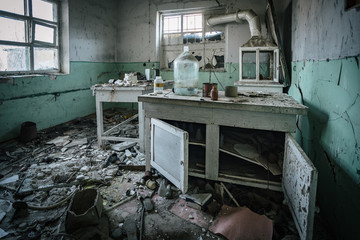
[207,10,261,38]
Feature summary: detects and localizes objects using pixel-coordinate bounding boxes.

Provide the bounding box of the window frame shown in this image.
[158,7,226,71]
[0,0,69,77]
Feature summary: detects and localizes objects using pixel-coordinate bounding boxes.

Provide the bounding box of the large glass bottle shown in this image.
[173,46,199,95]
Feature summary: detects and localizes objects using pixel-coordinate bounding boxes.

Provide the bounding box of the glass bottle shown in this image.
[173,46,199,95]
[211,84,218,101]
[154,76,163,94]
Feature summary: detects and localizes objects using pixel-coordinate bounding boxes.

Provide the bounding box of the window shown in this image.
[0,0,69,76]
[159,7,225,70]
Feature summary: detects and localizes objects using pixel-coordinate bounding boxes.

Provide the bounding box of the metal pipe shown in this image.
[207,9,261,37]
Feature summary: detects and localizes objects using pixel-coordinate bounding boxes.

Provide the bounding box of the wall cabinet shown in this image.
[139,91,317,240]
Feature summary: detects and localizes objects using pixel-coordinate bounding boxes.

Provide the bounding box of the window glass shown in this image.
[34,47,58,70]
[0,45,30,71]
[163,15,180,33]
[160,9,225,70]
[0,17,26,42]
[242,52,256,79]
[0,0,24,15]
[183,14,202,32]
[32,0,56,22]
[35,24,55,44]
[259,51,272,80]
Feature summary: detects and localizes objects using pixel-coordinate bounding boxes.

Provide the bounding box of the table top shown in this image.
[139,89,307,115]
[91,80,174,92]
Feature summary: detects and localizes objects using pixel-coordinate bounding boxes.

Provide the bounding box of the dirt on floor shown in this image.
[0,108,333,240]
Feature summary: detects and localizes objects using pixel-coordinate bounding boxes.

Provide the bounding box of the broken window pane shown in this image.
[242,52,256,79]
[183,32,202,44]
[183,14,202,32]
[34,47,58,70]
[0,45,30,71]
[0,17,26,42]
[32,0,56,22]
[0,0,24,15]
[35,24,55,44]
[163,15,181,33]
[205,31,223,41]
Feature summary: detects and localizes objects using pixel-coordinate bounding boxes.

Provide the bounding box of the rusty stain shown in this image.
[110,89,115,102]
[97,71,111,79]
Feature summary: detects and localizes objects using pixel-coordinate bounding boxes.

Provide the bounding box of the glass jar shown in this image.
[173,46,199,95]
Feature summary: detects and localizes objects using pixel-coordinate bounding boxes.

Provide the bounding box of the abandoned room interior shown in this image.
[0,0,359,239]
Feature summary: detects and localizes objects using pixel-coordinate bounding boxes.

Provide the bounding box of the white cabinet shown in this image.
[139,90,317,240]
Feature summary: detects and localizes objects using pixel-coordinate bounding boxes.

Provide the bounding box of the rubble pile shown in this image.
[0,108,331,240]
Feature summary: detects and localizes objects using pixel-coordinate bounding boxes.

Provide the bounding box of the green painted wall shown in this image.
[0,60,238,143]
[288,56,360,239]
[0,62,119,142]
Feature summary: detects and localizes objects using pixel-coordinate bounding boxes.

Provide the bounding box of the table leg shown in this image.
[96,100,104,148]
[138,102,145,153]
[206,124,219,180]
[145,117,151,171]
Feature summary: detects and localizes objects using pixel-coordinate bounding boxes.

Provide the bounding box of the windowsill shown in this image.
[0,71,69,82]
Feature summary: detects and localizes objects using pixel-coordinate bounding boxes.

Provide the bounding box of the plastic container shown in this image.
[154,76,164,94]
[173,46,199,95]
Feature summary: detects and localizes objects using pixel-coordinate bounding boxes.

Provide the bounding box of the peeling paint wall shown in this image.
[292,0,360,61]
[0,0,119,142]
[289,0,360,238]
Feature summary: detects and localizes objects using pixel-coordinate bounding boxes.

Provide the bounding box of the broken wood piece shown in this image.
[234,143,282,176]
[111,141,137,152]
[103,113,138,136]
[180,193,212,207]
[27,189,78,210]
[220,182,240,207]
[104,195,136,212]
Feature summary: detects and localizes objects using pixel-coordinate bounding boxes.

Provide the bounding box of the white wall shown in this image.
[69,0,118,62]
[116,0,268,63]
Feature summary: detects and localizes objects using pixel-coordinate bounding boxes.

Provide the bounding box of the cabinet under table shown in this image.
[139,90,307,190]
[139,90,318,240]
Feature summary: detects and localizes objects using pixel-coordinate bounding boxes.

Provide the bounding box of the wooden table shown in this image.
[91,81,173,151]
[138,90,308,191]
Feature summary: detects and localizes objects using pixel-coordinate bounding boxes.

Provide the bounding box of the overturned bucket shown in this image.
[65,189,103,233]
[20,121,37,142]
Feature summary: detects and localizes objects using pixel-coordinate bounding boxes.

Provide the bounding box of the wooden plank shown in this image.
[283,134,318,240]
[205,124,219,180]
[103,114,138,136]
[101,136,139,142]
[218,174,282,192]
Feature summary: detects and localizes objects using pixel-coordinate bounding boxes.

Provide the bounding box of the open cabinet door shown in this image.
[283,134,318,240]
[151,118,189,193]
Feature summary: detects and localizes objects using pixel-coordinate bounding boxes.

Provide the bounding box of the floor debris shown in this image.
[0,108,333,240]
